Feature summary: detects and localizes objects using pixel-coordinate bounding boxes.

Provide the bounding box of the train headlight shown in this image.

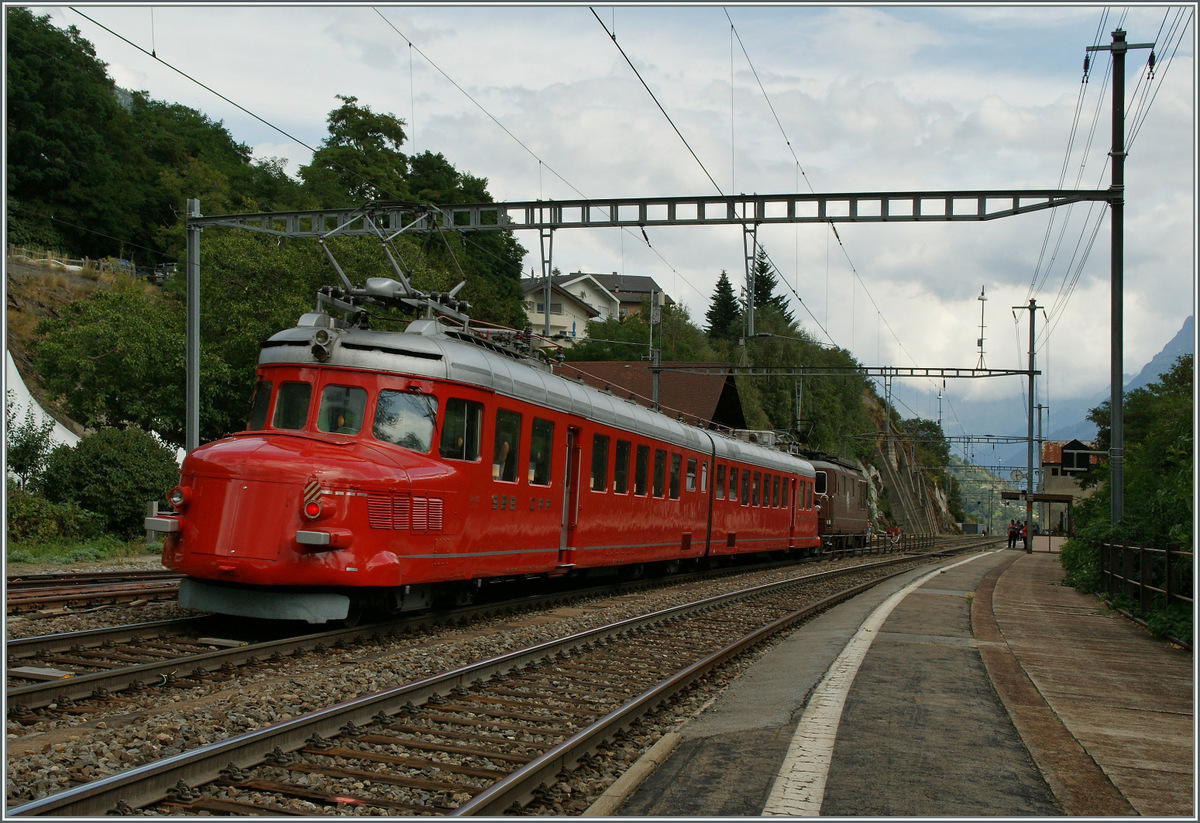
[168,486,190,510]
[311,328,333,362]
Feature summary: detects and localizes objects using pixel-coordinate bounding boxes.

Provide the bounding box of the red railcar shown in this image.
[148,303,820,623]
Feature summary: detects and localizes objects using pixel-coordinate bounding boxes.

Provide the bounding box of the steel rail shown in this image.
[7,616,211,656]
[7,553,943,817]
[6,570,183,589]
[451,566,912,815]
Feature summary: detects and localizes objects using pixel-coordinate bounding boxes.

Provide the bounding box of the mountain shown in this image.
[1124,315,1193,394]
[998,315,1194,466]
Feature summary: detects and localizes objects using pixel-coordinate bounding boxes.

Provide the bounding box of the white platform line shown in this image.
[761,553,992,816]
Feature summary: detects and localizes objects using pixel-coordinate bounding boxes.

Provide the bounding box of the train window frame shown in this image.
[685,457,697,493]
[373,390,438,453]
[715,464,726,500]
[652,449,667,498]
[493,408,522,482]
[317,384,368,435]
[814,471,828,496]
[729,467,739,502]
[439,397,483,462]
[613,439,631,494]
[773,475,780,508]
[781,476,789,508]
[529,417,554,486]
[590,433,610,492]
[740,469,750,506]
[700,460,708,493]
[751,471,761,506]
[272,381,312,430]
[247,380,272,431]
[634,444,649,496]
[669,453,682,499]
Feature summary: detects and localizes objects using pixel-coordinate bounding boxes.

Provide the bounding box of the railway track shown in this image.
[6,552,818,716]
[5,570,183,615]
[8,549,960,816]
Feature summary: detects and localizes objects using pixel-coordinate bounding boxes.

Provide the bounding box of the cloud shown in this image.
[41,4,1194,441]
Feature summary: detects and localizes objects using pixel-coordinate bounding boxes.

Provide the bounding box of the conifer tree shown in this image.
[705,269,741,342]
[750,247,796,325]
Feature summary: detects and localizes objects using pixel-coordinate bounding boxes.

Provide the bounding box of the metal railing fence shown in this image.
[1099,540,1194,613]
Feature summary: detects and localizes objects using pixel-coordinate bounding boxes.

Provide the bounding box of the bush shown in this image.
[36,427,180,538]
[1058,537,1100,593]
[5,479,106,543]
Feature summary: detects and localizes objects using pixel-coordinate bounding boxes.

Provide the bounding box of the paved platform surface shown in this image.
[610,548,1193,817]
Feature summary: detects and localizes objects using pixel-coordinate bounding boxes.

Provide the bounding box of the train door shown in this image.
[560,426,582,560]
[788,477,797,547]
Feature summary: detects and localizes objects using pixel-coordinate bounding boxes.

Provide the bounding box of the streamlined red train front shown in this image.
[148,365,447,623]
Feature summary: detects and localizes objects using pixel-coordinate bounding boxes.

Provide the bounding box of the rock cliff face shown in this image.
[871,437,955,535]
[856,385,954,535]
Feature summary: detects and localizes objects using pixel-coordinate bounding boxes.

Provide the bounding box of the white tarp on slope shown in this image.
[5,349,82,450]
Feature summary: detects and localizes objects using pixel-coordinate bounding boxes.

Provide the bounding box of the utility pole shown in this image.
[976,285,987,368]
[185,199,201,454]
[1088,28,1154,524]
[650,289,661,411]
[1014,298,1038,554]
[539,228,554,337]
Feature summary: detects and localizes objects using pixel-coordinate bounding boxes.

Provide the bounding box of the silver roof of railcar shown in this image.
[260,314,811,477]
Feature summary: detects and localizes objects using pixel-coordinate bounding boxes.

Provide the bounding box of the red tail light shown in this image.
[303,499,322,519]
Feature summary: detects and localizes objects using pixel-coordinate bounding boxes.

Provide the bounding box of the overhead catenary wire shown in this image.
[723,7,949,429]
[371,6,710,304]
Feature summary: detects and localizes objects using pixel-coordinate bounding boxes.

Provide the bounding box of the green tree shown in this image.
[38,428,180,538]
[5,7,140,258]
[299,94,410,206]
[34,276,187,440]
[705,269,741,343]
[4,390,56,489]
[748,247,795,325]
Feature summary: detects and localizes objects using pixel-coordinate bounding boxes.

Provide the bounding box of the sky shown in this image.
[31,2,1198,456]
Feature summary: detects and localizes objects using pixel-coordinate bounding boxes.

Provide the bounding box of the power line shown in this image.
[591,8,725,196]
[372,7,710,305]
[67,7,395,201]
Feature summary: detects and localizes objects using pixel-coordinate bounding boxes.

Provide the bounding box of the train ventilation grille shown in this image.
[367,494,442,532]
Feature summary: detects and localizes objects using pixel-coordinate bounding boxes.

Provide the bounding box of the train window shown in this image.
[715,464,726,499]
[247,381,272,430]
[613,439,631,494]
[740,469,750,505]
[493,409,522,482]
[685,458,697,492]
[700,461,708,493]
[652,449,667,498]
[814,471,827,496]
[669,453,682,499]
[439,398,483,461]
[529,418,553,485]
[773,476,780,507]
[729,467,738,502]
[591,434,609,492]
[634,444,649,496]
[781,477,789,508]
[374,390,438,452]
[317,385,368,434]
[273,382,312,430]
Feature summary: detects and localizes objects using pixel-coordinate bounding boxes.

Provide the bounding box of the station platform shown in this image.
[599,546,1194,817]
